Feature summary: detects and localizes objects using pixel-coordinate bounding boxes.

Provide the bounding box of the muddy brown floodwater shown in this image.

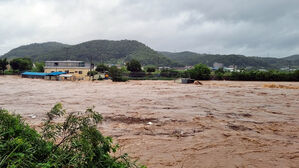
[1,76,299,167]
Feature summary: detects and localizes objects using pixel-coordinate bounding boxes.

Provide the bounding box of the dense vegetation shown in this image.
[31,62,45,72]
[96,64,110,73]
[212,69,299,81]
[9,58,33,73]
[109,66,128,82]
[187,64,211,80]
[126,59,142,72]
[1,40,180,67]
[0,104,145,168]
[160,51,299,69]
[0,58,8,75]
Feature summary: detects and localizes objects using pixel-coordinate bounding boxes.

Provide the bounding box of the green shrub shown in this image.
[0,104,145,168]
[32,62,45,72]
[145,66,156,73]
[4,70,18,75]
[109,66,128,82]
[160,69,180,78]
[96,64,109,73]
[87,70,98,76]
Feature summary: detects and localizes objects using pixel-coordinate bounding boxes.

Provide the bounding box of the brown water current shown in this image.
[1,76,299,167]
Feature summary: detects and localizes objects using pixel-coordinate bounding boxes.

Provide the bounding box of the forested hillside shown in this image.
[2,40,299,69]
[1,40,180,67]
[160,51,299,69]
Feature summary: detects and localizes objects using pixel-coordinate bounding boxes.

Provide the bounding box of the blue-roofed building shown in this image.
[21,72,48,79]
[47,72,66,76]
[21,71,67,80]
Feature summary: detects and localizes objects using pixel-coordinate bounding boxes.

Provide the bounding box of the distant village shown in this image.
[0,57,297,82]
[19,60,238,81]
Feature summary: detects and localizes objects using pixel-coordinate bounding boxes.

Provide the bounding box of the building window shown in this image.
[65,70,69,73]
[79,71,82,74]
[51,71,54,73]
[54,62,59,66]
[75,71,78,73]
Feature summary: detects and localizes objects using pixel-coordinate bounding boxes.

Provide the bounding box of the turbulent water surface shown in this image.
[0,76,299,168]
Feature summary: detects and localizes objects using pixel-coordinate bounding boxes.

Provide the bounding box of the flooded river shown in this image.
[0,76,299,167]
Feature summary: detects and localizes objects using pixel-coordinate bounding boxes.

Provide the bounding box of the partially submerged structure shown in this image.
[21,72,48,79]
[44,61,91,80]
[21,71,67,80]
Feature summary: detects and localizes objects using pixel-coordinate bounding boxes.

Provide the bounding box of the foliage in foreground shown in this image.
[0,104,145,168]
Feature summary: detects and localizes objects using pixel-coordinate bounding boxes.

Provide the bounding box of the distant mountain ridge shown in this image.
[1,40,180,67]
[1,40,299,69]
[159,51,299,69]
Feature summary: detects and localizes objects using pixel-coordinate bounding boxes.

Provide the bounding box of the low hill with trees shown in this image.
[1,40,180,67]
[160,51,299,69]
[2,40,299,69]
[1,42,70,60]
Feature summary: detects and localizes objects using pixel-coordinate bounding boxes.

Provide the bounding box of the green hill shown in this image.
[2,40,298,69]
[1,42,70,60]
[160,51,298,69]
[1,40,180,67]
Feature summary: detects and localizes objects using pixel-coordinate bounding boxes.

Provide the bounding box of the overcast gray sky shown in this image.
[1,0,299,57]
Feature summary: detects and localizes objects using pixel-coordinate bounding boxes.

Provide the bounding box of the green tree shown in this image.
[146,66,156,73]
[109,66,128,82]
[96,64,109,73]
[188,64,211,80]
[32,62,45,72]
[126,59,142,72]
[87,70,98,76]
[10,58,33,72]
[0,58,9,75]
[0,104,145,168]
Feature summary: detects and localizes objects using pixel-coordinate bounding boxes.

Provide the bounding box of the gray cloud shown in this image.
[0,0,299,57]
